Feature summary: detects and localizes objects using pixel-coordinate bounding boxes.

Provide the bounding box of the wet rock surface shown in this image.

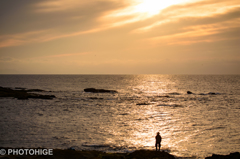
[84,88,118,93]
[0,86,56,100]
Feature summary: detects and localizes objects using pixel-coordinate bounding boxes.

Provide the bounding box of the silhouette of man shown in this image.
[155,132,162,151]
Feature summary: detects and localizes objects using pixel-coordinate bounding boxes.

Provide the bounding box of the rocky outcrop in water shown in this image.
[0,86,55,100]
[186,91,221,95]
[84,88,117,93]
[187,91,193,94]
[205,152,240,159]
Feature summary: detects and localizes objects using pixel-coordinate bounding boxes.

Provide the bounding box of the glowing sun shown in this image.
[102,0,193,27]
[134,0,190,16]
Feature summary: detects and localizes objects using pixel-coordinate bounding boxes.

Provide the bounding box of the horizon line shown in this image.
[0,73,239,75]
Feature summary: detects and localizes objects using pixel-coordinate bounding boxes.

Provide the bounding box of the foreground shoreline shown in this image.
[0,147,239,159]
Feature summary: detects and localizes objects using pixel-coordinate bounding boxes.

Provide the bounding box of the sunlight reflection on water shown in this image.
[0,75,240,158]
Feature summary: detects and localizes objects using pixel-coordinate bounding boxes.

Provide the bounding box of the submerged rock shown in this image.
[157,95,170,98]
[208,92,220,95]
[84,88,117,93]
[136,103,150,105]
[0,86,55,100]
[168,92,181,95]
[198,92,221,95]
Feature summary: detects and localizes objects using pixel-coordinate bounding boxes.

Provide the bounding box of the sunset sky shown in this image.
[0,0,240,74]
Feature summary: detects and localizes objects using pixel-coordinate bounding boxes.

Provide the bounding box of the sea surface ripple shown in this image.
[0,75,239,158]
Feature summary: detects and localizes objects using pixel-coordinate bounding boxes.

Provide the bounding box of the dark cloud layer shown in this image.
[0,0,126,34]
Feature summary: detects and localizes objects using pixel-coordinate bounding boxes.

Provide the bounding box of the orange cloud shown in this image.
[0,30,50,48]
[34,1,93,13]
[131,0,240,34]
[0,26,110,48]
[146,17,240,45]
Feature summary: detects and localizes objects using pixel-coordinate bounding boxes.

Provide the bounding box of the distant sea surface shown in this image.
[0,75,240,158]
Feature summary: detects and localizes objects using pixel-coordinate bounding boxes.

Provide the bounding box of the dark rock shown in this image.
[0,86,55,100]
[100,153,125,159]
[208,92,220,95]
[136,103,150,105]
[127,150,175,159]
[28,94,56,99]
[208,92,216,95]
[84,88,117,93]
[205,152,240,159]
[0,157,11,159]
[88,97,104,100]
[157,95,170,98]
[67,147,75,151]
[168,92,181,95]
[187,91,193,94]
[26,89,45,92]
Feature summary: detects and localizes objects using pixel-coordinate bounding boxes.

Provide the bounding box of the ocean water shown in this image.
[0,75,239,158]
